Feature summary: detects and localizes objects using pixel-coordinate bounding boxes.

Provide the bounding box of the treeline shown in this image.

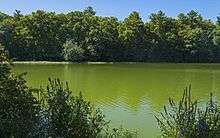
[1,7,220,62]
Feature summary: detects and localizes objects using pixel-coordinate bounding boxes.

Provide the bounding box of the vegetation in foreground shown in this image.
[1,7,220,62]
[3,47,220,138]
[156,86,220,138]
[0,50,137,137]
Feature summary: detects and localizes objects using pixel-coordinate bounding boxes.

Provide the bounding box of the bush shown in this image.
[0,50,40,137]
[156,86,220,138]
[63,40,85,62]
[36,78,108,138]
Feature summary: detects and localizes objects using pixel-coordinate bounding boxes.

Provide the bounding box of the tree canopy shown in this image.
[0,7,220,62]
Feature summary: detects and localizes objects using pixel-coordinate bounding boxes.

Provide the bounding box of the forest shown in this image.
[1,7,220,62]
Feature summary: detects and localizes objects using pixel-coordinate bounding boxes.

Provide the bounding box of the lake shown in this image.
[12,63,220,138]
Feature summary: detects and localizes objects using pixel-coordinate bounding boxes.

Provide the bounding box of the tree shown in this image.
[0,12,10,22]
[63,40,85,62]
[84,6,96,15]
[177,11,215,62]
[148,11,178,62]
[118,11,148,61]
[86,17,120,61]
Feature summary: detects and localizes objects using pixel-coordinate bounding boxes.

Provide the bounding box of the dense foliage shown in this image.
[1,7,220,62]
[0,49,40,137]
[156,86,220,138]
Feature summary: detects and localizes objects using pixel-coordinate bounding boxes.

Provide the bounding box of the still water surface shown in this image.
[12,63,220,137]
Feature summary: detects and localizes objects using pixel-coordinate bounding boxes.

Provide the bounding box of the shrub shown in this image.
[156,86,220,138]
[0,49,40,137]
[102,127,138,138]
[37,78,108,138]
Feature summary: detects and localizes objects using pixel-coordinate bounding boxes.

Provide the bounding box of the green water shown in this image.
[12,63,220,138]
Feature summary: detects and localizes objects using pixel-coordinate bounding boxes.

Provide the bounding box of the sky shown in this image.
[0,0,220,21]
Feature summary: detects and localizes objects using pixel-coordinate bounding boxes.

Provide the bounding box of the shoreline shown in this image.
[12,61,114,64]
[12,61,220,65]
